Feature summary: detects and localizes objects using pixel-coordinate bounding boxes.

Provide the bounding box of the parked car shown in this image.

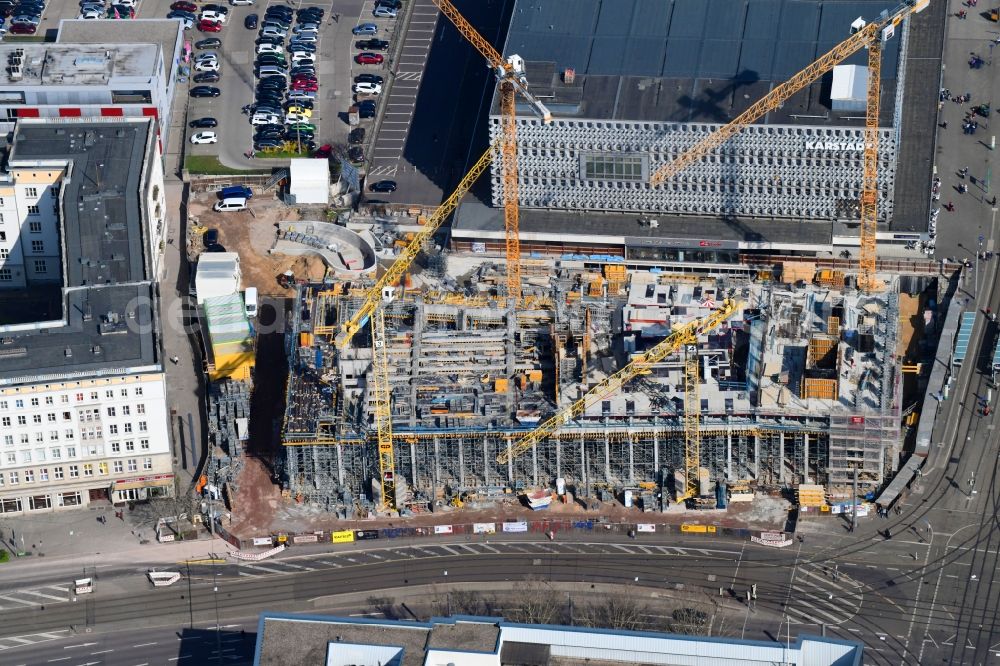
[352,23,377,35]
[291,80,318,92]
[373,6,396,18]
[195,60,220,72]
[167,9,195,20]
[190,131,218,144]
[189,117,218,128]
[260,25,286,38]
[193,72,221,83]
[230,0,254,5]
[312,144,333,158]
[289,66,315,78]
[286,122,315,133]
[203,228,220,246]
[220,185,253,199]
[189,86,221,98]
[257,42,282,55]
[252,113,282,126]
[171,1,197,11]
[369,180,397,193]
[195,38,222,49]
[297,7,323,19]
[79,8,102,18]
[254,138,282,150]
[244,13,257,29]
[348,146,364,162]
[9,22,35,33]
[200,9,227,23]
[377,0,402,8]
[202,3,229,13]
[198,19,222,32]
[354,81,382,95]
[357,105,376,119]
[349,127,366,144]
[355,52,383,65]
[355,73,384,85]
[356,38,389,51]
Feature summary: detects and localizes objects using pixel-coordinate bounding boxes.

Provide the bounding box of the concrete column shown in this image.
[628,436,635,483]
[532,441,539,487]
[580,435,587,495]
[653,431,659,473]
[779,432,786,485]
[604,432,611,483]
[727,430,733,481]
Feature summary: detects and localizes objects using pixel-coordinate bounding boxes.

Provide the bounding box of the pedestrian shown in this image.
[992,196,997,206]
[940,120,948,129]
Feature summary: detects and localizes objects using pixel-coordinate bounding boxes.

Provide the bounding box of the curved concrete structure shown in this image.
[273,221,376,278]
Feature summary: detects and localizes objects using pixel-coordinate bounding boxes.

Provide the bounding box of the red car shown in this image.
[291,81,318,92]
[170,1,197,11]
[198,19,223,32]
[355,52,383,65]
[312,144,333,158]
[292,75,318,84]
[9,22,36,34]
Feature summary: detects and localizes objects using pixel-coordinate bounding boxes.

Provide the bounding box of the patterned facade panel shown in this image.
[490,118,897,221]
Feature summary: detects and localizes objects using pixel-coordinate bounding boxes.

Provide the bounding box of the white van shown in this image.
[213,197,247,212]
[257,65,288,78]
[244,287,258,317]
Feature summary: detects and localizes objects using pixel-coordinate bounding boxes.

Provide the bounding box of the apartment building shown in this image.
[0,118,171,514]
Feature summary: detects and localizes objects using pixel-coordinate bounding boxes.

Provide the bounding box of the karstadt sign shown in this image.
[804,140,864,151]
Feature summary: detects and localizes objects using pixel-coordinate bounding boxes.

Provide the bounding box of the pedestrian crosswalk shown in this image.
[0,629,69,650]
[785,562,863,626]
[0,584,69,610]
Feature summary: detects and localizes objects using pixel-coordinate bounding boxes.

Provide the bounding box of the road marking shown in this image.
[46,658,70,663]
[90,650,114,655]
[240,564,285,574]
[0,595,42,606]
[132,642,157,648]
[23,590,69,601]
[278,562,314,570]
[63,643,97,649]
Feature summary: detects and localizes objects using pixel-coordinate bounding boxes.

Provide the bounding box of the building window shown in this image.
[51,447,61,460]
[138,421,147,432]
[20,451,30,463]
[27,205,39,215]
[0,250,8,260]
[110,442,120,453]
[125,440,134,452]
[49,431,58,441]
[32,414,41,424]
[68,464,79,478]
[2,435,11,447]
[105,390,114,399]
[122,405,130,416]
[33,260,46,273]
[58,491,81,507]
[83,464,93,477]
[64,429,74,440]
[24,469,33,483]
[135,387,143,396]
[0,498,21,513]
[109,424,118,435]
[5,453,14,465]
[136,404,145,415]
[124,423,132,434]
[36,448,45,461]
[39,468,48,481]
[24,187,37,198]
[98,462,108,475]
[66,446,76,458]
[127,459,137,472]
[8,471,18,485]
[106,407,115,417]
[140,439,149,451]
[45,397,52,406]
[47,413,56,422]
[1,417,9,427]
[53,466,63,479]
[581,154,647,182]
[0,269,10,282]
[113,460,123,473]
[30,397,38,407]
[142,457,152,470]
[28,221,41,233]
[29,495,50,510]
[16,415,25,425]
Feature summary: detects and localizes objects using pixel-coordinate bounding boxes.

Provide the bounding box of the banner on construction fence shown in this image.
[293,534,318,544]
[473,522,496,534]
[331,530,355,543]
[680,524,717,534]
[636,523,657,533]
[434,525,453,534]
[355,530,380,540]
[252,537,274,547]
[502,521,528,533]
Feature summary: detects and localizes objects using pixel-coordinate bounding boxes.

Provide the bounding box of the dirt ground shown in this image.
[897,292,925,359]
[188,194,329,296]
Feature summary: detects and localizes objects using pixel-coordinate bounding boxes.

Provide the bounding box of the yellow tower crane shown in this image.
[497,300,741,501]
[649,0,929,292]
[335,144,494,349]
[370,308,396,510]
[431,0,552,304]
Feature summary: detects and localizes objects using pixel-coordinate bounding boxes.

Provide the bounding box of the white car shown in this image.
[117,0,137,6]
[196,53,219,63]
[290,52,313,63]
[284,113,310,124]
[230,0,254,5]
[200,10,228,23]
[260,26,286,38]
[78,8,102,18]
[190,131,218,145]
[256,43,282,55]
[293,24,319,33]
[353,82,382,95]
[251,113,281,125]
[195,61,220,72]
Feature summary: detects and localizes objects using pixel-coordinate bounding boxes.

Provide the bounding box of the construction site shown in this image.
[258,0,945,520]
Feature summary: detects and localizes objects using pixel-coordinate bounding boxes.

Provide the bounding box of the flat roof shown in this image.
[453,199,834,247]
[57,19,182,78]
[9,120,153,286]
[0,44,159,87]
[953,311,976,365]
[0,119,159,384]
[499,0,900,125]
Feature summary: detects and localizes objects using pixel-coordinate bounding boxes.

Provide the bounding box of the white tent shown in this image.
[195,252,241,304]
[288,158,329,204]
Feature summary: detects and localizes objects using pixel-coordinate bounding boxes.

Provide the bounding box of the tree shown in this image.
[578,591,653,632]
